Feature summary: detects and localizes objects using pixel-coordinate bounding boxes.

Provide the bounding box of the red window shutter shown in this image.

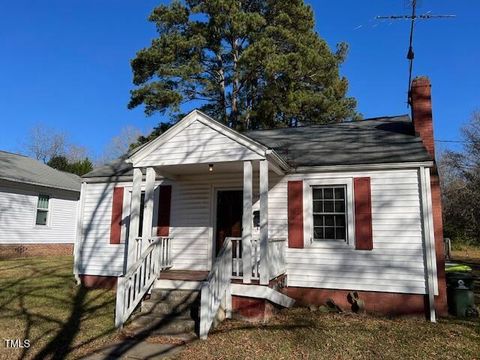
[110,187,124,244]
[354,177,373,250]
[288,181,304,248]
[157,185,172,236]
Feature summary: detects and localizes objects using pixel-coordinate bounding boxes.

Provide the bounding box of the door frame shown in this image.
[210,186,243,263]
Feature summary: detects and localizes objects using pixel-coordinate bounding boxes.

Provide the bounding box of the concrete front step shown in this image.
[125,289,201,338]
[149,289,200,306]
[141,300,198,319]
[130,315,196,335]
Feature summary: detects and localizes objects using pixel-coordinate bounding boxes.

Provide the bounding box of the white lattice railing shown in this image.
[267,238,287,280]
[199,237,233,339]
[231,237,286,281]
[231,237,259,279]
[115,236,172,327]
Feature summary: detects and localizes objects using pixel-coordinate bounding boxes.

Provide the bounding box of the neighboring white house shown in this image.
[74,77,448,337]
[0,150,81,258]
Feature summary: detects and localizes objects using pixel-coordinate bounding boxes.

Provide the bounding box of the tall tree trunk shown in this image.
[231,39,240,129]
[216,53,228,124]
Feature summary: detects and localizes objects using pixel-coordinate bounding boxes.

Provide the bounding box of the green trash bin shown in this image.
[446,268,477,317]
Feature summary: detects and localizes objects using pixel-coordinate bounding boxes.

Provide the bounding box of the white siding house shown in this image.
[75,90,446,328]
[0,151,80,257]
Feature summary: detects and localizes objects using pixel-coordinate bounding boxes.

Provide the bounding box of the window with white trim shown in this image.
[304,178,355,246]
[36,195,50,226]
[312,186,347,241]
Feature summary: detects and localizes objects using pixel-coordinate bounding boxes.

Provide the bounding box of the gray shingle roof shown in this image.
[245,115,432,167]
[83,156,134,178]
[0,151,81,192]
[83,114,431,178]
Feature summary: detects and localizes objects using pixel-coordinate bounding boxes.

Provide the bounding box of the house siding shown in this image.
[76,182,126,276]
[268,169,427,295]
[0,181,78,246]
[77,172,260,276]
[136,120,263,167]
[78,168,428,296]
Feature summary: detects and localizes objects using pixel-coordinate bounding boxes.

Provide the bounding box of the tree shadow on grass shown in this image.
[0,257,117,359]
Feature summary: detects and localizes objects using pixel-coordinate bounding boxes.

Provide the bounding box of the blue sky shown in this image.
[0,0,478,158]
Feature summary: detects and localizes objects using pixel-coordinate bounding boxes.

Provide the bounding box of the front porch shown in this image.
[126,158,286,284]
[114,111,292,338]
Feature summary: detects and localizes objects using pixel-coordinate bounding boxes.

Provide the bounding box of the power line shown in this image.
[435,140,465,143]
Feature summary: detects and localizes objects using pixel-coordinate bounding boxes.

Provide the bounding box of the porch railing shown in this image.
[200,237,233,339]
[115,236,172,327]
[267,238,287,280]
[231,237,286,281]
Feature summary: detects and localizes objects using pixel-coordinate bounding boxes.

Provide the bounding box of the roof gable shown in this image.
[130,110,267,167]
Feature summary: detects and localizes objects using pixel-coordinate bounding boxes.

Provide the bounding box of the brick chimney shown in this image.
[410,76,448,316]
[410,76,436,159]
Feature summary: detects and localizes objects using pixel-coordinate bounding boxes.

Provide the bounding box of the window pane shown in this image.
[334,188,345,200]
[313,188,323,200]
[335,227,345,240]
[36,210,48,225]
[324,201,334,212]
[325,215,334,226]
[313,215,323,226]
[325,227,334,239]
[37,195,49,210]
[335,215,345,227]
[324,188,333,199]
[314,227,324,239]
[313,200,323,213]
[312,186,347,242]
[335,201,345,212]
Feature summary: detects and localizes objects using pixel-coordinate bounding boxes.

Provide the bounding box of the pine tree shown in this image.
[129,0,359,131]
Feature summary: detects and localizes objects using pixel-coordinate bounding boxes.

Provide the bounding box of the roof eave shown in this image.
[0,176,81,193]
[291,161,435,173]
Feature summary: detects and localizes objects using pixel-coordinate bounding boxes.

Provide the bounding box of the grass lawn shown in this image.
[0,256,117,360]
[178,309,480,360]
[0,249,479,360]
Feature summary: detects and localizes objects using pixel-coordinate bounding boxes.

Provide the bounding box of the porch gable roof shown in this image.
[128,110,273,168]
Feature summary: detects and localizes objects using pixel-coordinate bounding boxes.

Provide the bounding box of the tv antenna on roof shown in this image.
[376,0,455,106]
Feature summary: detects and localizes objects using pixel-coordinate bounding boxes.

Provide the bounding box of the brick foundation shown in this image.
[0,244,73,259]
[79,275,117,290]
[232,296,278,322]
[282,287,450,317]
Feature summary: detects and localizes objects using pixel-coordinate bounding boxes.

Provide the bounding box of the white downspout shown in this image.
[73,182,87,286]
[419,166,438,322]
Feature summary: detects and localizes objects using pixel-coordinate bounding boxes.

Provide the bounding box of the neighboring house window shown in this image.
[312,186,347,241]
[36,195,50,226]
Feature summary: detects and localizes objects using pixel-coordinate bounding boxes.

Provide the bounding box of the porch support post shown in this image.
[259,160,269,285]
[128,167,142,269]
[242,160,253,284]
[142,167,156,251]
